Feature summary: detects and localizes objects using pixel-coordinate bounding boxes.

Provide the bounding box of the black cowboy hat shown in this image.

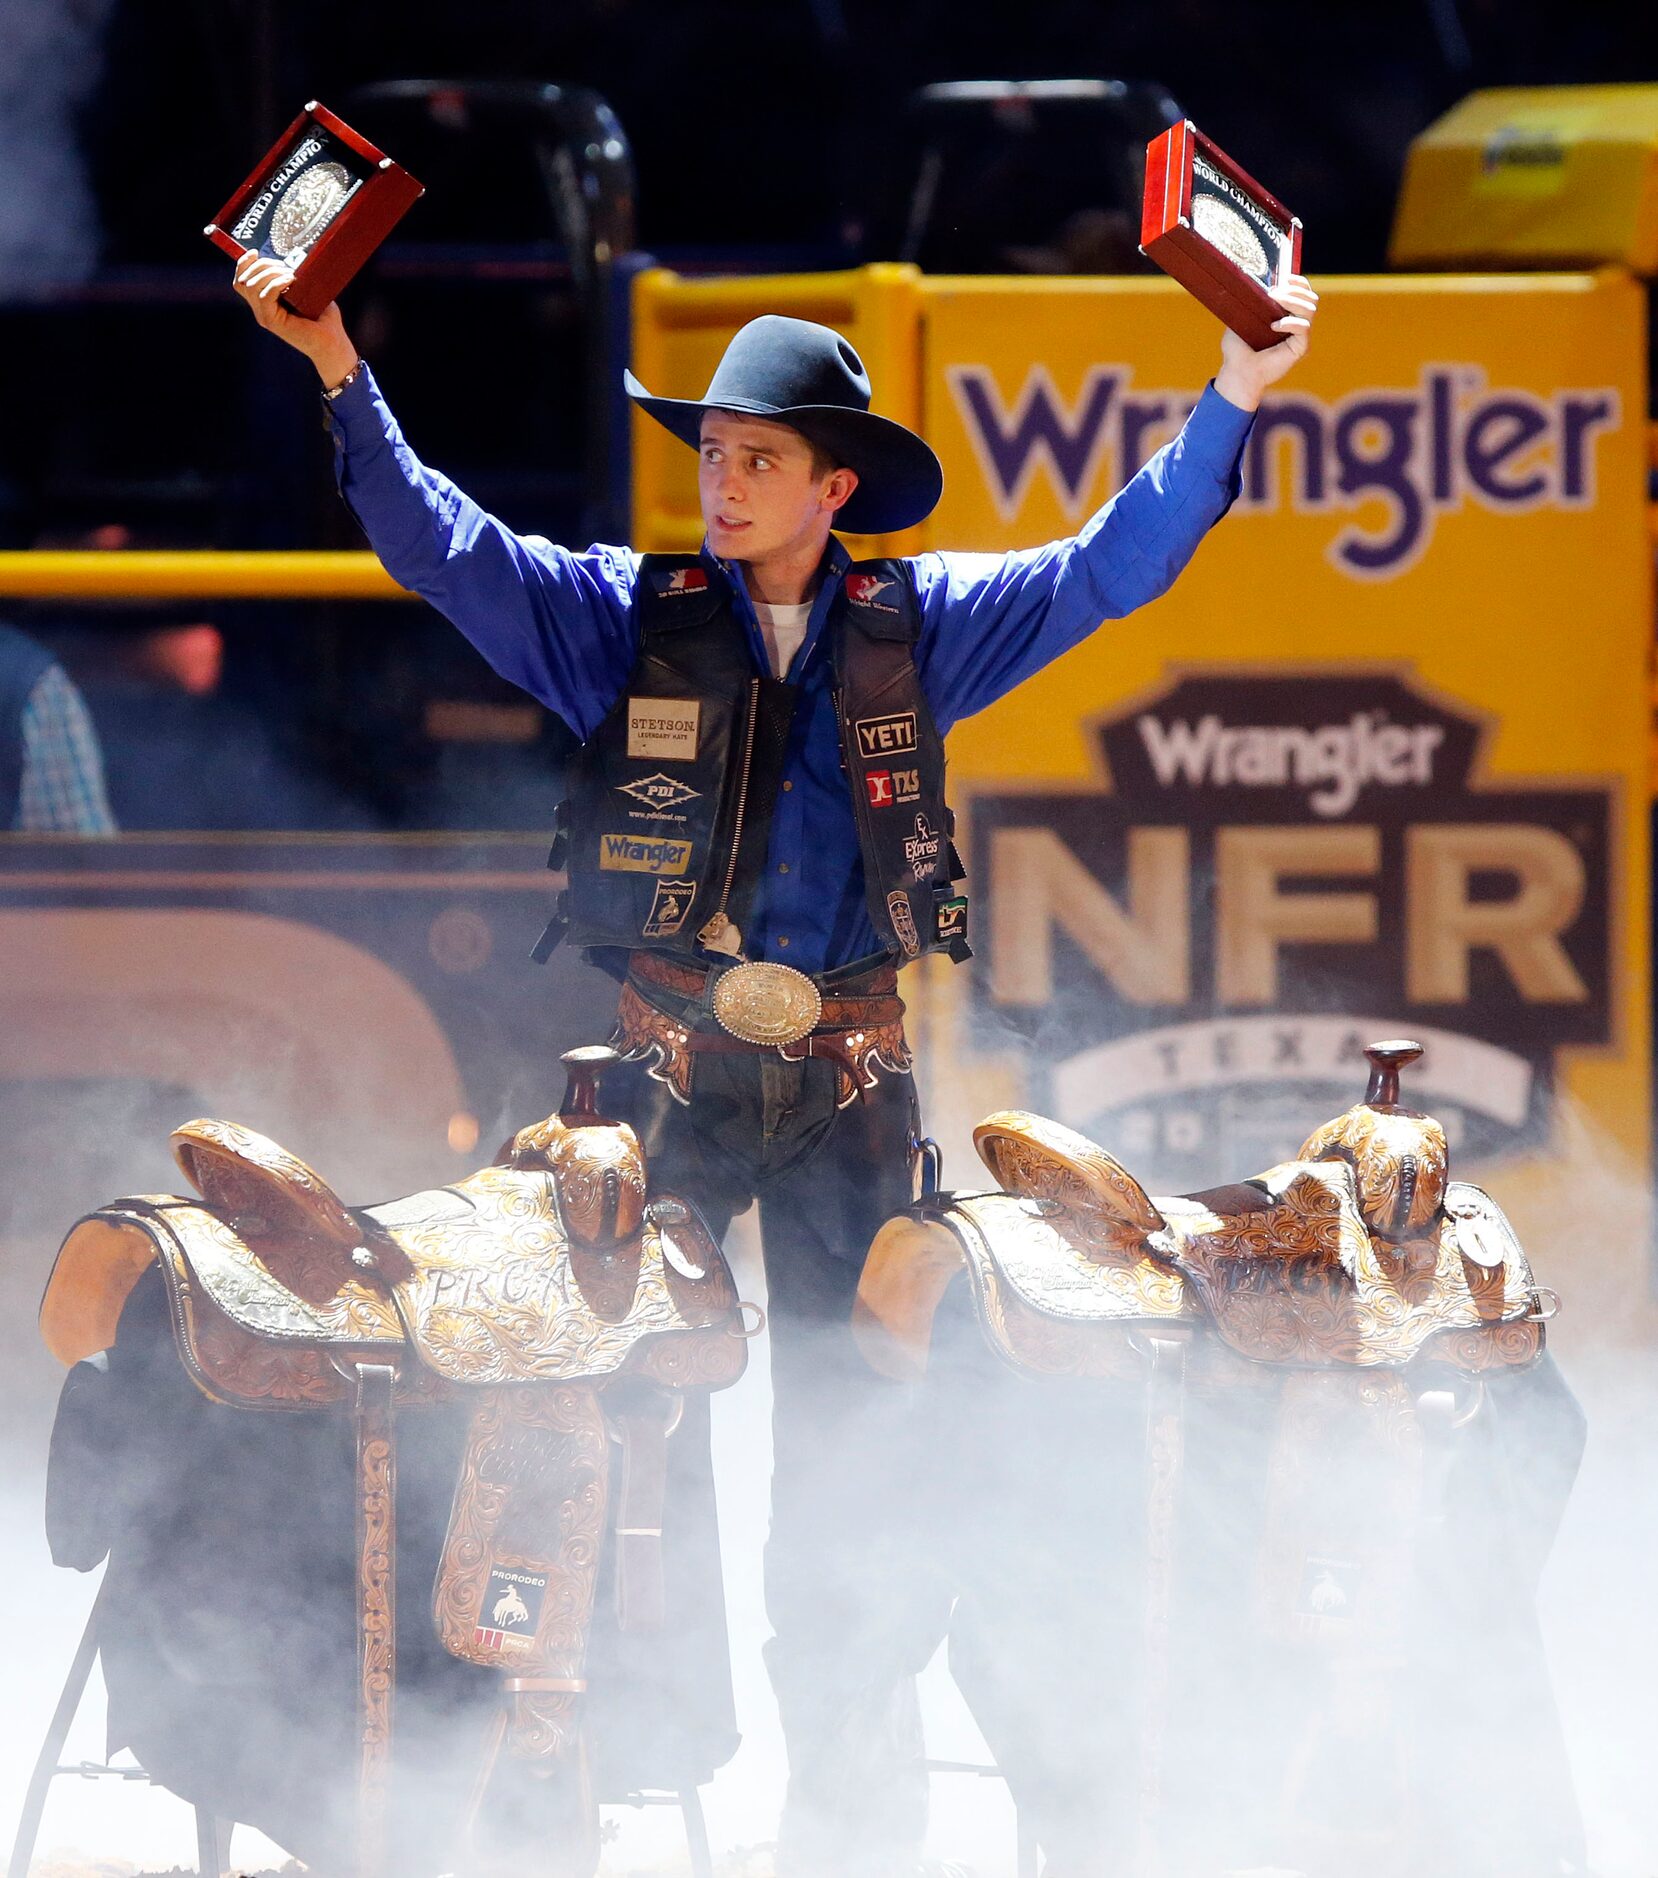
[624,314,944,535]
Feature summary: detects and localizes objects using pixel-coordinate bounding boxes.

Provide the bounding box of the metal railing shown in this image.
[0,551,412,601]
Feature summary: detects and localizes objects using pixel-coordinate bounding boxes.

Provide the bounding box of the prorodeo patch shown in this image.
[855,712,917,759]
[473,1564,547,1653]
[643,878,697,936]
[601,833,693,874]
[627,698,700,761]
[1295,1556,1362,1622]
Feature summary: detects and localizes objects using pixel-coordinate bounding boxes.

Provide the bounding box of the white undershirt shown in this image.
[753,600,812,679]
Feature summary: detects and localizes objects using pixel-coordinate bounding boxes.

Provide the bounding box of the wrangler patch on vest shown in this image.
[600,833,694,874]
[627,698,700,760]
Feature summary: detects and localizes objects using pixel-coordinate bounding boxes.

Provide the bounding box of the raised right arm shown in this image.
[232,256,637,739]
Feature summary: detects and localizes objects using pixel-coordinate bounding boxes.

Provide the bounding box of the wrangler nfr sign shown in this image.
[972,671,1613,1178]
[632,264,1653,1291]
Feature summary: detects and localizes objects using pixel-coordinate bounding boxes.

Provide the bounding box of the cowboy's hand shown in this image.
[233,252,360,390]
[1213,273,1318,412]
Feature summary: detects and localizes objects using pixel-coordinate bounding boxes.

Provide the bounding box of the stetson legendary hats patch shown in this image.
[627,698,700,761]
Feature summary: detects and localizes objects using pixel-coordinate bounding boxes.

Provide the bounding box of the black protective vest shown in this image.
[537,554,969,972]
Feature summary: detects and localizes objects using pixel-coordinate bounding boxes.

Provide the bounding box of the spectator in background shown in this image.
[0,623,116,831]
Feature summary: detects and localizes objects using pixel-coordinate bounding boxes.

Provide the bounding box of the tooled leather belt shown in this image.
[613,952,912,1109]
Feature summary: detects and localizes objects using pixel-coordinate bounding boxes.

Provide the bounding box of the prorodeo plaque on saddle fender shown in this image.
[1140,121,1303,351]
[204,101,423,319]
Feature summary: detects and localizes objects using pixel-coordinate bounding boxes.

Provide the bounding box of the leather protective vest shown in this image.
[537,554,969,971]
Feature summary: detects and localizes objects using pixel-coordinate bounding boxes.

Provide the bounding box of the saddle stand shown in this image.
[856,1039,1566,1875]
[39,1047,756,1878]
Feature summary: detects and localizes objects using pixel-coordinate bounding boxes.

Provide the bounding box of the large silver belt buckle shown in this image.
[711,962,824,1047]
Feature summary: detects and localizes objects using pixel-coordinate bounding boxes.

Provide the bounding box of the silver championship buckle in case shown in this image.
[712,962,824,1047]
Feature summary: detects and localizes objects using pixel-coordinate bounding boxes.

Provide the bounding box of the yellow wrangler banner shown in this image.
[632,265,1653,1301]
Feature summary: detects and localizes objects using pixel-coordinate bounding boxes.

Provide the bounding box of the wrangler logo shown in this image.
[856,713,917,758]
[946,362,1620,579]
[1137,710,1445,818]
[600,833,693,874]
[970,671,1612,1168]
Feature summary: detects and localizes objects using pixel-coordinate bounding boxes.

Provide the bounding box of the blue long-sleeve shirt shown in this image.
[325,365,1252,971]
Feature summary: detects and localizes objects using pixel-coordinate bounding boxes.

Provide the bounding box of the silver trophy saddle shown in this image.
[857,1039,1549,1385]
[854,1037,1564,1876]
[39,1045,753,1878]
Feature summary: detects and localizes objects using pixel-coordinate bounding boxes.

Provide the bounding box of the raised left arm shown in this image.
[915,276,1318,726]
[1213,273,1319,413]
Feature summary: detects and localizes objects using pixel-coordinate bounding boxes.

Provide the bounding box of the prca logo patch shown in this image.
[643,878,696,937]
[473,1565,547,1654]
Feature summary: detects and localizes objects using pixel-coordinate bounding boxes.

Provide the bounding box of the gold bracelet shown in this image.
[322,359,365,402]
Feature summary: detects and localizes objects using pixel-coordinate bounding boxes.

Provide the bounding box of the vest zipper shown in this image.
[698,677,761,956]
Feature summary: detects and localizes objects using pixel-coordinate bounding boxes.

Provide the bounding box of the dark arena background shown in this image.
[2,3,1656,1875]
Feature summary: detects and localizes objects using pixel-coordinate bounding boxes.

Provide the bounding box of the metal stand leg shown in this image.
[194,1809,221,1876]
[351,1360,399,1878]
[678,1786,713,1878]
[8,1584,104,1878]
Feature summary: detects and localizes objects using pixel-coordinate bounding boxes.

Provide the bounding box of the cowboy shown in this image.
[234,250,1316,1877]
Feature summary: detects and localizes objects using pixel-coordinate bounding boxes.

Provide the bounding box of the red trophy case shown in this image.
[1141,121,1304,351]
[205,101,423,319]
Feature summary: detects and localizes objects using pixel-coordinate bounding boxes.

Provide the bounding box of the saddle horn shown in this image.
[1300,1036,1447,1242]
[506,1045,647,1246]
[1362,1038,1424,1108]
[559,1044,621,1126]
